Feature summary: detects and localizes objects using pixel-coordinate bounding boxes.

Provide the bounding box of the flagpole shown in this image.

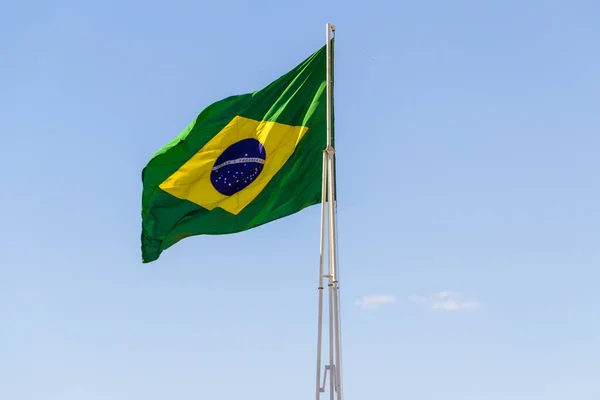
[316,22,343,400]
[315,148,327,400]
[325,23,343,400]
[325,22,336,400]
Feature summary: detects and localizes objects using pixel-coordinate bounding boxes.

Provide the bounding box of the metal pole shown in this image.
[325,22,343,400]
[325,22,336,400]
[315,150,327,400]
[317,22,342,400]
[325,24,334,149]
[329,160,343,400]
[328,282,335,400]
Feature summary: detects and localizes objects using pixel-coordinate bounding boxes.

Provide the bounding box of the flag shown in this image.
[141,43,331,263]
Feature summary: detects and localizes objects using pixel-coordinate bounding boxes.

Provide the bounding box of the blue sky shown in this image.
[1,0,599,399]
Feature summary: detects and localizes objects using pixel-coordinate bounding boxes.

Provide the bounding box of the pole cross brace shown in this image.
[320,364,337,393]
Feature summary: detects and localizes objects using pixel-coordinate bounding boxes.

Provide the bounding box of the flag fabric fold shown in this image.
[141,44,329,263]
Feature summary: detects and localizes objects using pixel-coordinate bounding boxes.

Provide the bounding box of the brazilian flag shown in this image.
[141,43,332,263]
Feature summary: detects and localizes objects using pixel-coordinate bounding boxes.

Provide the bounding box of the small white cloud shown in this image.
[354,294,397,310]
[409,291,480,311]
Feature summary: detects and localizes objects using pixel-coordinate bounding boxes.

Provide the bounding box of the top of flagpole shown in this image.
[325,24,334,149]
